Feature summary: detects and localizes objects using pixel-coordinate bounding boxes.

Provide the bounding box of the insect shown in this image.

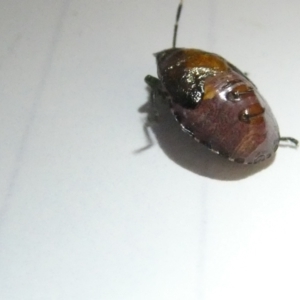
[145,0,298,164]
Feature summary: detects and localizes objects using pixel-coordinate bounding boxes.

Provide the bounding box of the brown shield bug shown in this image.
[145,0,298,164]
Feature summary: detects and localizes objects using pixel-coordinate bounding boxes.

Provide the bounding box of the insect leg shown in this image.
[145,75,161,89]
[279,137,299,147]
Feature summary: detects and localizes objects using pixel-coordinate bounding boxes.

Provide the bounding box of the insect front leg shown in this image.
[136,76,169,153]
[145,74,161,89]
[144,75,169,108]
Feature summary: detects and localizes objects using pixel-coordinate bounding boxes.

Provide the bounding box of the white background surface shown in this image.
[0,0,300,299]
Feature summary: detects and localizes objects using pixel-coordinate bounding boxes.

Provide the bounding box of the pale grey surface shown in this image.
[0,0,300,299]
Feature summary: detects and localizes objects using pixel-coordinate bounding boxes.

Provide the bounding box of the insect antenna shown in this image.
[172,0,183,48]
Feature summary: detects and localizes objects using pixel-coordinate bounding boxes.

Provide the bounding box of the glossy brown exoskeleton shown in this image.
[145,0,298,164]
